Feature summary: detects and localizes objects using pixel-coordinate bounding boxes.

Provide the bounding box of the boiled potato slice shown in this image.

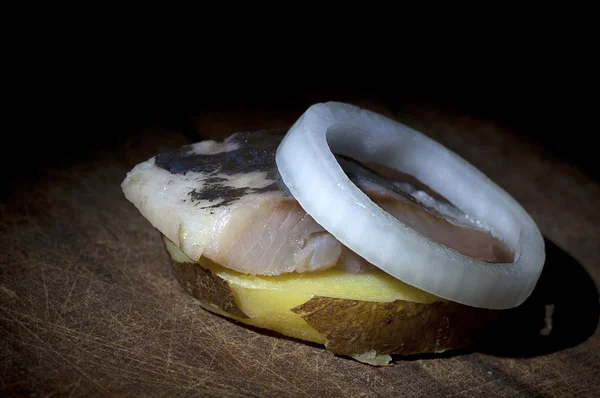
[163,235,498,365]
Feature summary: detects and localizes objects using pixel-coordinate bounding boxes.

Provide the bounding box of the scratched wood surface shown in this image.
[1,101,599,397]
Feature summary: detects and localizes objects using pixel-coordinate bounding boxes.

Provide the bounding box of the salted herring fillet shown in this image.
[121,131,512,276]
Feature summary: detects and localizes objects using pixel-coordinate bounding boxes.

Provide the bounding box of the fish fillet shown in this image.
[122,131,512,276]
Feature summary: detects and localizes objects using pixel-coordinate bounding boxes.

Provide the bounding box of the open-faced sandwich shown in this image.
[121,102,545,365]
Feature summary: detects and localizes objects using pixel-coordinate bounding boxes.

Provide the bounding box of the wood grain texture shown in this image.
[1,101,599,397]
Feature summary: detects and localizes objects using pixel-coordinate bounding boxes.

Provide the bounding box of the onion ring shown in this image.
[275,102,545,309]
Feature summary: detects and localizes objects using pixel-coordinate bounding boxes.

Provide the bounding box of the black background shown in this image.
[6,58,596,183]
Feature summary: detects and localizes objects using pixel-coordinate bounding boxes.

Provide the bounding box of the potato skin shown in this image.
[171,260,248,318]
[168,257,499,359]
[292,297,497,357]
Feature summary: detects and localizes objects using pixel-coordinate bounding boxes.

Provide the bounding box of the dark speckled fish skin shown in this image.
[156,131,281,180]
[122,131,512,276]
[155,131,290,209]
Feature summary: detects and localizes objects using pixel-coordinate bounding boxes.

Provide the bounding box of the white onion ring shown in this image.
[275,102,545,309]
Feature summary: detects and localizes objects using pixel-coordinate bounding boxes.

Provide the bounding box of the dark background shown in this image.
[7,63,596,183]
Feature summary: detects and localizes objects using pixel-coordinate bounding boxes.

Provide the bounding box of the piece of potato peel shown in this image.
[352,351,393,366]
[163,235,500,365]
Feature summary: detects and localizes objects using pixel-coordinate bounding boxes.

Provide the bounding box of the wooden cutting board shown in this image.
[1,101,599,397]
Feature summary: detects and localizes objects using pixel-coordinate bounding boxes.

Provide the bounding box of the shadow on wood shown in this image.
[477,237,599,358]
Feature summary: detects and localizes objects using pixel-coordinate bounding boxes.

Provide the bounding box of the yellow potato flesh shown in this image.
[165,237,442,345]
